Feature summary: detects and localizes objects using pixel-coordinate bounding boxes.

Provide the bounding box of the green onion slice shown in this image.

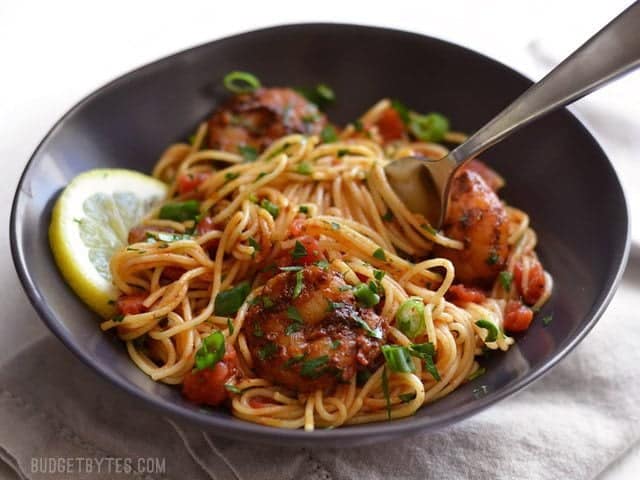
[353,283,380,307]
[194,331,225,370]
[475,319,499,343]
[396,297,426,339]
[223,71,261,93]
[409,112,449,142]
[381,345,415,373]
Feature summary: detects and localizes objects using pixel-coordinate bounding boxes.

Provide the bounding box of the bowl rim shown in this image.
[10,22,631,444]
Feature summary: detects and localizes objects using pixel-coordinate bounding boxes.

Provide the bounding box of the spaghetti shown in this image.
[102,86,551,431]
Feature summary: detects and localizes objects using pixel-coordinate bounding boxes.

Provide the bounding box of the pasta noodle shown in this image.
[102,95,550,431]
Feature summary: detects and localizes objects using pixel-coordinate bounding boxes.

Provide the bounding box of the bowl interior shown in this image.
[11,24,628,446]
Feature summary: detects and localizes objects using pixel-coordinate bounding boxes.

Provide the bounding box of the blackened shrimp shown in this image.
[433,169,509,286]
[244,266,387,393]
[208,88,327,153]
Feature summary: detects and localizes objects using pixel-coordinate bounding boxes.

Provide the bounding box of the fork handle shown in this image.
[450,0,640,165]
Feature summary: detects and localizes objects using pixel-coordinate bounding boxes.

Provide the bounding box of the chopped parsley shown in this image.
[331,340,341,349]
[227,318,234,335]
[238,145,258,162]
[542,314,553,327]
[113,314,124,323]
[258,342,278,360]
[224,172,240,182]
[353,314,383,339]
[300,355,329,378]
[248,237,261,256]
[158,200,200,222]
[320,125,338,143]
[353,119,364,132]
[381,210,394,222]
[314,259,330,270]
[286,306,304,331]
[260,199,280,218]
[299,205,309,214]
[499,271,513,292]
[372,248,387,261]
[373,269,386,281]
[291,240,308,259]
[296,162,313,175]
[390,99,410,124]
[399,392,417,403]
[337,149,350,157]
[214,282,250,316]
[486,251,500,265]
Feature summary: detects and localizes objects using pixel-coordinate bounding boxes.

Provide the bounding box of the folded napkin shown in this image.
[2,255,640,480]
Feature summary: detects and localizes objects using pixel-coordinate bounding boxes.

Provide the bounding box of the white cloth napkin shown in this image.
[1,254,640,480]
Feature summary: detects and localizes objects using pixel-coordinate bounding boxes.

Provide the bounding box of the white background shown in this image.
[2,0,639,478]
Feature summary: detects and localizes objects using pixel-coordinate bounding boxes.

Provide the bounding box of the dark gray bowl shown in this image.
[10,24,629,447]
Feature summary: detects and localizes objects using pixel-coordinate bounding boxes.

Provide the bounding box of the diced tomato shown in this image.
[196,216,220,251]
[463,159,505,191]
[292,236,324,266]
[248,395,276,408]
[182,347,237,406]
[162,267,186,281]
[289,217,306,237]
[116,293,148,315]
[504,300,534,332]
[513,258,546,306]
[177,172,211,195]
[446,284,487,306]
[376,108,405,142]
[196,216,216,235]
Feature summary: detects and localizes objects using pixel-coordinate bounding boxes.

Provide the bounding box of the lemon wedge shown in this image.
[49,169,168,318]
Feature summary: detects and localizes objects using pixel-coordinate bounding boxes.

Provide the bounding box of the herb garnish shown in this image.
[320,125,338,143]
[214,282,250,316]
[296,162,313,175]
[381,210,394,222]
[486,251,500,265]
[353,314,383,339]
[499,271,513,292]
[475,319,499,343]
[194,331,225,370]
[293,269,304,298]
[260,199,280,219]
[291,240,308,259]
[258,342,278,360]
[238,145,258,162]
[158,200,200,222]
[372,248,387,261]
[300,356,329,378]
